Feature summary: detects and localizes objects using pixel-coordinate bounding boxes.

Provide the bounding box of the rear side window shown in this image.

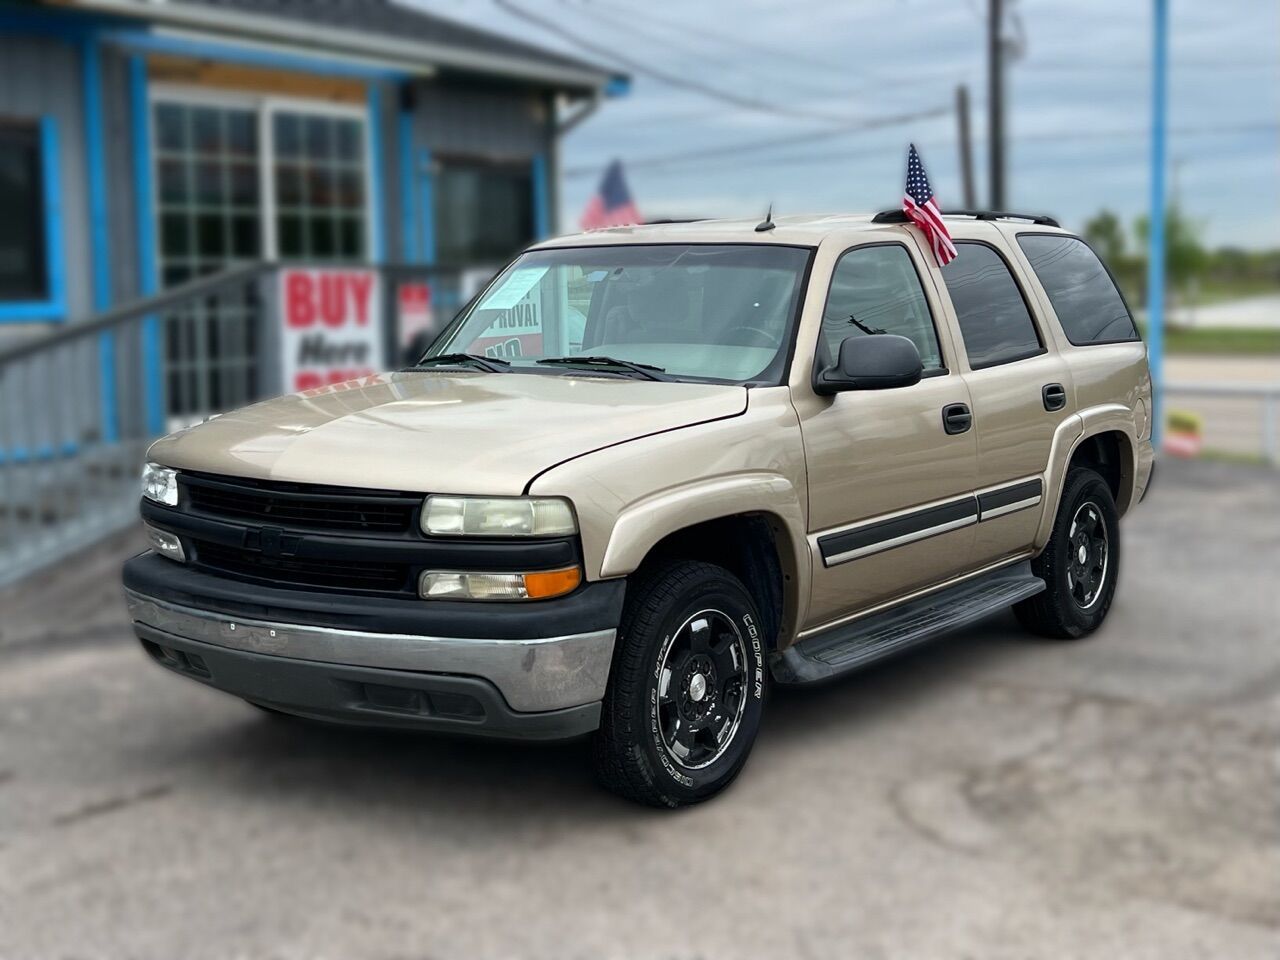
[821,244,944,372]
[940,242,1042,369]
[1017,234,1139,344]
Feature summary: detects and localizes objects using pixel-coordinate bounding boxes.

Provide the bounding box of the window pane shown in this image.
[0,123,46,299]
[1017,234,1139,344]
[232,215,260,257]
[273,114,301,159]
[161,213,190,257]
[191,107,223,154]
[158,159,188,206]
[821,245,943,371]
[338,217,363,257]
[278,215,304,257]
[275,163,303,207]
[229,162,259,206]
[155,103,186,153]
[941,243,1042,368]
[196,214,226,258]
[226,112,257,157]
[195,161,225,205]
[335,120,361,162]
[310,217,335,257]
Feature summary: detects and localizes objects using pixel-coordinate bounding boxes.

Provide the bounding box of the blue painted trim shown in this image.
[101,29,408,80]
[605,75,631,98]
[531,152,550,240]
[130,56,164,435]
[417,147,436,265]
[0,7,110,38]
[1146,0,1168,447]
[367,84,386,264]
[82,32,118,441]
[397,108,418,262]
[81,34,111,312]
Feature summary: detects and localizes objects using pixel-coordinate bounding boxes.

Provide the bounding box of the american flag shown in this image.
[580,159,642,231]
[902,144,957,266]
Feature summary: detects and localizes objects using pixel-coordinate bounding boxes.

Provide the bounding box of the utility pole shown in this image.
[955,84,976,208]
[1147,0,1169,445]
[988,0,1006,209]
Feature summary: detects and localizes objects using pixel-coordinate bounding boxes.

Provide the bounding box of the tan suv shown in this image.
[124,211,1155,807]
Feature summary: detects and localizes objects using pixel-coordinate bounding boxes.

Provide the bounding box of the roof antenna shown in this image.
[754,203,775,232]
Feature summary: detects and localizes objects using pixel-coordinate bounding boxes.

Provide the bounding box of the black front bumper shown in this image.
[136,623,601,740]
[124,553,626,740]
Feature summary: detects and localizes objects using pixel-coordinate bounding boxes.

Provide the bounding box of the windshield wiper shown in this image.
[410,353,510,373]
[536,356,671,381]
[846,314,887,336]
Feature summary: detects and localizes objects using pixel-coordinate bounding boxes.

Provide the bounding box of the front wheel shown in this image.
[1015,466,1120,639]
[592,561,768,807]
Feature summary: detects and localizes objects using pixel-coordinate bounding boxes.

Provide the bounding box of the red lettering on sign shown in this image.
[319,275,345,328]
[286,273,315,328]
[349,273,373,326]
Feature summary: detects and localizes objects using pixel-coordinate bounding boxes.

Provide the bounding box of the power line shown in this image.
[563,105,951,177]
[492,0,910,125]
[564,121,1278,179]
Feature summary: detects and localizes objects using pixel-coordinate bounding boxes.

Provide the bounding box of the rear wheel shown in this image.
[592,561,767,807]
[1015,466,1120,639]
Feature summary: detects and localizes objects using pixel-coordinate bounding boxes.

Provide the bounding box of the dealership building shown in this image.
[0,0,624,334]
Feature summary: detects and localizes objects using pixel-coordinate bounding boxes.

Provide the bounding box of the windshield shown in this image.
[429,244,812,383]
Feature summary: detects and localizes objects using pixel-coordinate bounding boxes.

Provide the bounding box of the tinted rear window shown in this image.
[940,242,1043,369]
[1017,234,1139,344]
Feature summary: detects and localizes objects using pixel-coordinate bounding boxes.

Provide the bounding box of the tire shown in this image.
[592,560,768,808]
[1015,466,1120,639]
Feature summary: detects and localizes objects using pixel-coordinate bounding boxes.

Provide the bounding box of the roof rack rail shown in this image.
[871,209,1060,228]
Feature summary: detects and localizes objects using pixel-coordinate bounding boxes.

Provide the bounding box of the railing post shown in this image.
[1264,391,1278,466]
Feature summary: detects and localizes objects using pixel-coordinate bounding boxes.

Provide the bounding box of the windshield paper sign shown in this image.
[280,268,383,391]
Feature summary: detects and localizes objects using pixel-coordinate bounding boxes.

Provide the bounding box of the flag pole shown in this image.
[1146,0,1168,446]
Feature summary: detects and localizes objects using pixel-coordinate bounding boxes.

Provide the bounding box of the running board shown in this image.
[773,561,1045,684]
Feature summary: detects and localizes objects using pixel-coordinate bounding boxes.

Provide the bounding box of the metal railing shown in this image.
[1164,381,1280,464]
[0,261,482,588]
[0,265,275,586]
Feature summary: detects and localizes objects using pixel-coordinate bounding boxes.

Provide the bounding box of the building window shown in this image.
[273,113,366,262]
[0,122,47,300]
[434,158,533,266]
[940,242,1043,369]
[154,102,262,288]
[153,98,370,286]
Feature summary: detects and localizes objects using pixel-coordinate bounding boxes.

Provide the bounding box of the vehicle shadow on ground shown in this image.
[158,611,1036,826]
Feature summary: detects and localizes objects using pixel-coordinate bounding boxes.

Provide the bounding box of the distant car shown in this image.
[125,211,1155,807]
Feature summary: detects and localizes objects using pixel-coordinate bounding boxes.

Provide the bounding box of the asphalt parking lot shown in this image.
[1,458,1277,959]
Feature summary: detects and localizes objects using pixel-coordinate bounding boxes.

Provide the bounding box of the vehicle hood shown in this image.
[148,371,748,495]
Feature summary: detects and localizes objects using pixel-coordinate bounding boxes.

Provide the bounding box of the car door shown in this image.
[932,229,1075,566]
[793,239,979,633]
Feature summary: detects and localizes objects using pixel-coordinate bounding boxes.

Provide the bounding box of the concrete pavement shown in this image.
[0,458,1277,959]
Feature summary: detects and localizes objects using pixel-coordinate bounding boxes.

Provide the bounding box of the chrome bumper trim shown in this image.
[125,590,616,713]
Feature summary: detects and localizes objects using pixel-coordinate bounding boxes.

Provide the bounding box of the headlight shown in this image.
[421,496,576,537]
[142,462,179,506]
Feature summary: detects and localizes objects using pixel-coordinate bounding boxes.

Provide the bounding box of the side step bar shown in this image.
[773,561,1045,684]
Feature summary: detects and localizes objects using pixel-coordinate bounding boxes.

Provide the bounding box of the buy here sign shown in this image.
[279,268,383,392]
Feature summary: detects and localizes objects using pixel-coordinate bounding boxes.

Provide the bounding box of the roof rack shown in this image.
[871,209,1060,228]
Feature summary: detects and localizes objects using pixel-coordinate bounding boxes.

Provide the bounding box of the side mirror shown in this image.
[814,334,923,395]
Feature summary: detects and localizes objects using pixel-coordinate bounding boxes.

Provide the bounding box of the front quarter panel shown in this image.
[526,387,812,645]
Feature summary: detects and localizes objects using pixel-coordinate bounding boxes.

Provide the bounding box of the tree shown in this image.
[1084,209,1127,264]
[1135,205,1208,299]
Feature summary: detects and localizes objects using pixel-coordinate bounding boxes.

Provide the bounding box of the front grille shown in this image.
[183,473,419,534]
[193,540,411,594]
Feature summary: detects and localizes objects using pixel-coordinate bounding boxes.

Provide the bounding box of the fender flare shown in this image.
[1035,404,1139,549]
[598,472,811,640]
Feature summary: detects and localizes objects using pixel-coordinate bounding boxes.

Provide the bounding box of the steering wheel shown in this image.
[730,325,780,348]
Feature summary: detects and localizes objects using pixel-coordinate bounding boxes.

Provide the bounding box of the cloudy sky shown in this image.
[406,0,1278,249]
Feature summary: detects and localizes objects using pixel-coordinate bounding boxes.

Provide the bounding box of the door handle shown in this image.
[942,402,972,435]
[1042,383,1067,411]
